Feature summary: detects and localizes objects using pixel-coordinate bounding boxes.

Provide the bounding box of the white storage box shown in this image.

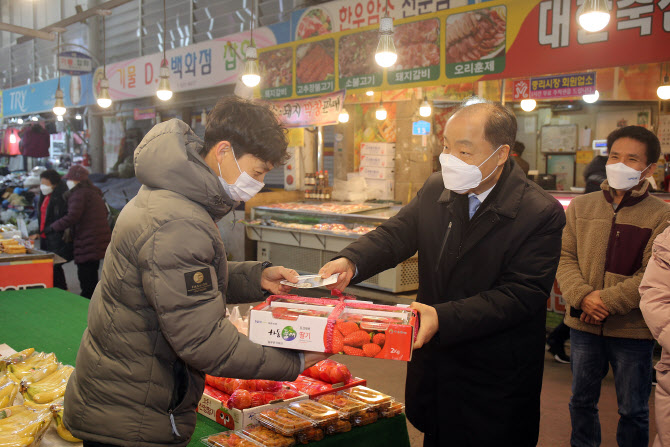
[360,154,395,168]
[360,142,396,156]
[366,179,395,200]
[360,166,395,180]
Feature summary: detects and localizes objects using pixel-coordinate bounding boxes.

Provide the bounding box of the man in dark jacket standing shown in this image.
[320,100,566,446]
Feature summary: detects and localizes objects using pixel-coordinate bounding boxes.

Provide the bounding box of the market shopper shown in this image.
[512,140,530,175]
[34,169,72,290]
[46,165,111,299]
[319,99,566,446]
[557,126,670,447]
[640,226,670,447]
[63,96,326,447]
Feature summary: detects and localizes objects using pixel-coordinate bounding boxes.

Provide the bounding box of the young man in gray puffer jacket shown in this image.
[64,97,327,447]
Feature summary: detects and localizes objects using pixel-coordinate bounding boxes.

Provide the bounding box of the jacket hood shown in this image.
[134,119,236,221]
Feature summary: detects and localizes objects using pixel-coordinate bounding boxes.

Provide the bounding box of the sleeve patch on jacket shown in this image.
[184,268,213,295]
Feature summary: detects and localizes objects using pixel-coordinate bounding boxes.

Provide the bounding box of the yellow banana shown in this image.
[0,349,35,371]
[0,379,17,406]
[25,366,73,404]
[0,408,51,438]
[53,409,81,442]
[0,407,29,421]
[0,435,34,447]
[8,353,57,382]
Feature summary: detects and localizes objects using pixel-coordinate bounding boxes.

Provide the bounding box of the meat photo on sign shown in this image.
[295,8,333,40]
[296,39,335,84]
[338,29,378,78]
[260,47,293,88]
[393,19,440,71]
[446,6,506,64]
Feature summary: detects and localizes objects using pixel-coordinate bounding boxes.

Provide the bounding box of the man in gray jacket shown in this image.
[64,97,325,447]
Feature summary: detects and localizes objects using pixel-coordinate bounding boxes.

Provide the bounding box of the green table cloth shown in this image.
[0,288,411,447]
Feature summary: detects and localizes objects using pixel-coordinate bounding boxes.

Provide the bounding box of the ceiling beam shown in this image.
[0,22,55,41]
[16,0,133,44]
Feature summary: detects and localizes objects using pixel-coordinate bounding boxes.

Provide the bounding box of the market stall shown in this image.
[0,288,411,447]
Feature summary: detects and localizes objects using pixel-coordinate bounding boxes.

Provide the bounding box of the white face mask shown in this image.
[66,180,77,190]
[217,146,265,202]
[40,184,53,196]
[606,162,650,191]
[439,145,502,194]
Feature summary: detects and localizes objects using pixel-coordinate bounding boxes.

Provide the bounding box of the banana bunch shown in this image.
[0,376,18,409]
[0,405,52,447]
[24,366,73,404]
[0,350,34,374]
[52,408,81,442]
[7,353,59,388]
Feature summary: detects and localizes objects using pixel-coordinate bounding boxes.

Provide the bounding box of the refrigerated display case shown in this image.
[245,202,418,293]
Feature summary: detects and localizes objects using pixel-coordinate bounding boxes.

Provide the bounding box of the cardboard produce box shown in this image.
[359,166,395,180]
[360,142,396,156]
[197,387,308,430]
[248,296,418,361]
[360,154,395,168]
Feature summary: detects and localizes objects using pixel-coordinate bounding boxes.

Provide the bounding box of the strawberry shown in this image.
[328,364,351,384]
[343,330,371,348]
[372,333,386,347]
[363,343,382,358]
[343,346,365,356]
[332,329,344,354]
[335,321,359,336]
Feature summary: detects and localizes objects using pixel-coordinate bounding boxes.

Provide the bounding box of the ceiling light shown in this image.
[156,0,173,101]
[17,118,23,124]
[578,0,611,32]
[419,96,431,117]
[366,90,374,96]
[31,116,39,122]
[583,90,599,103]
[375,102,387,121]
[338,108,350,123]
[57,115,64,122]
[53,32,66,117]
[520,99,537,112]
[658,74,670,100]
[97,77,112,108]
[9,132,17,144]
[242,47,261,88]
[75,113,82,120]
[375,16,397,68]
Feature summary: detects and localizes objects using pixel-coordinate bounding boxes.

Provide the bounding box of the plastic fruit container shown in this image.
[324,419,352,435]
[255,408,313,437]
[242,425,296,447]
[202,431,262,447]
[351,409,379,427]
[342,386,392,411]
[380,400,405,418]
[288,400,339,427]
[315,392,368,420]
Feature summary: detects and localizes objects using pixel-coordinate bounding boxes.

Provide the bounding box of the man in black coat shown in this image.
[320,100,566,446]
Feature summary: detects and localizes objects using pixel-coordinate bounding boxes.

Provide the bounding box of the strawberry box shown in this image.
[197,385,308,430]
[248,295,418,361]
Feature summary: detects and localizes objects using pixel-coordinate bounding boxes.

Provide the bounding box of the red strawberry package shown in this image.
[248,295,418,361]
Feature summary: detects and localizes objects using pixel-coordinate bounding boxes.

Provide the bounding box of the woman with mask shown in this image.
[34,169,73,290]
[46,165,111,298]
[63,96,327,447]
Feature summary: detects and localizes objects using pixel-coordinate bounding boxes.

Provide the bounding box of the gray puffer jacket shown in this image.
[63,119,302,447]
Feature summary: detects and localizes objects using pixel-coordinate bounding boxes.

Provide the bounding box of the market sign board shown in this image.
[266,90,345,127]
[513,72,596,100]
[58,51,93,75]
[133,107,156,120]
[3,74,94,117]
[412,120,431,135]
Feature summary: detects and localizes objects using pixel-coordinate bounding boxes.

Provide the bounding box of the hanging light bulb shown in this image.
[419,96,432,117]
[53,87,66,116]
[366,90,374,96]
[583,90,599,103]
[97,77,112,108]
[520,99,537,112]
[17,118,23,124]
[157,61,173,101]
[75,113,82,120]
[9,132,17,144]
[156,0,173,101]
[57,115,64,122]
[242,46,261,87]
[31,116,39,122]
[53,32,66,117]
[97,15,113,108]
[578,0,610,32]
[338,108,350,123]
[376,102,387,121]
[242,0,261,88]
[658,74,670,100]
[375,16,397,68]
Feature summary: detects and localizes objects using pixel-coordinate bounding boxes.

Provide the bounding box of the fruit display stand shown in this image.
[246,203,419,293]
[0,289,411,447]
[0,249,54,291]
